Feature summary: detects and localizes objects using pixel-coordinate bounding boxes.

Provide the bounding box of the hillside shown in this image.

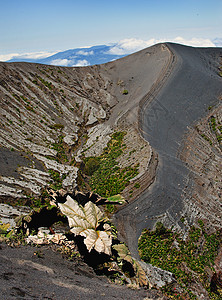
[0,43,171,205]
[0,42,222,299]
[113,44,222,256]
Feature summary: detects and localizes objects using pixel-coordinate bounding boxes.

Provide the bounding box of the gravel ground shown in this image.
[0,243,167,300]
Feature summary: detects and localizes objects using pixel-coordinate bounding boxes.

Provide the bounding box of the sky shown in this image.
[0,0,222,60]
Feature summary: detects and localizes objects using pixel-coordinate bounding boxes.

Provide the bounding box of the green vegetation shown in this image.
[210,117,216,131]
[49,123,64,130]
[32,75,54,90]
[134,183,140,189]
[51,135,68,163]
[38,76,53,89]
[129,149,136,156]
[0,222,10,235]
[209,116,222,144]
[122,89,128,95]
[219,65,222,77]
[138,222,221,299]
[18,190,53,210]
[217,135,222,143]
[83,131,139,198]
[84,157,100,176]
[48,169,66,190]
[201,133,212,145]
[20,95,35,112]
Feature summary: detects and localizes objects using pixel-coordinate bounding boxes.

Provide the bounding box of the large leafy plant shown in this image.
[113,243,148,286]
[58,195,113,255]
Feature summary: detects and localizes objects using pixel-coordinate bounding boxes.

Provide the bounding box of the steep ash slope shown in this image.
[0,43,222,298]
[1,43,221,258]
[0,44,170,206]
[0,62,114,200]
[113,43,222,257]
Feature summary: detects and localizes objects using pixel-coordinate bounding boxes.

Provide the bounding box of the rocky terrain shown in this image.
[0,42,222,299]
[0,43,170,204]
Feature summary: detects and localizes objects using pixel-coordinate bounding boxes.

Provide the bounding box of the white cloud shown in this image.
[50,59,73,66]
[109,38,156,55]
[73,59,89,67]
[109,37,216,55]
[1,37,219,65]
[173,37,215,47]
[20,51,58,59]
[0,53,19,61]
[76,50,94,56]
[0,51,58,62]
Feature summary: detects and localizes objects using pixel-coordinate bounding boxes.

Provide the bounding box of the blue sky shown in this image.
[0,0,221,58]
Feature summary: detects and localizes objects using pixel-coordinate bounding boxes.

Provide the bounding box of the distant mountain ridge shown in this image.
[7,44,125,66]
[5,36,222,66]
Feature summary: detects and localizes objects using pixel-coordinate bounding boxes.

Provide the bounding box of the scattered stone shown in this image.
[0,203,31,229]
[138,261,176,288]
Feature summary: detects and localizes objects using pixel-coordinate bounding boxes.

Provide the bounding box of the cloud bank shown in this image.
[0,51,58,62]
[50,59,72,66]
[109,37,216,55]
[73,59,89,67]
[76,50,94,56]
[0,37,220,65]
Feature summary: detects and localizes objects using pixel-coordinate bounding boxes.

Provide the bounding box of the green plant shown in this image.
[37,76,53,89]
[129,149,136,156]
[122,89,128,95]
[107,194,125,203]
[84,157,100,176]
[0,223,10,235]
[58,195,113,254]
[48,169,66,190]
[51,135,68,162]
[138,222,221,299]
[210,117,216,131]
[49,123,64,130]
[33,250,44,258]
[112,243,148,286]
[83,131,139,198]
[201,133,212,145]
[106,204,116,214]
[134,183,140,189]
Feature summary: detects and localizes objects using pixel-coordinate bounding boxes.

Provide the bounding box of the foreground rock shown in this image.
[0,203,31,229]
[138,261,175,289]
